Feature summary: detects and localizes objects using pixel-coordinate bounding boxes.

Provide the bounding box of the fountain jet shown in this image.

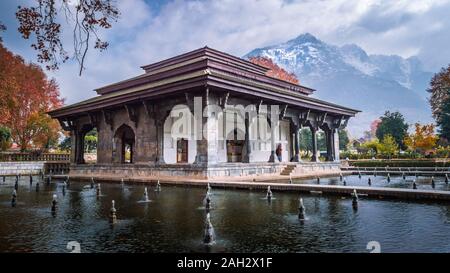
[62,181,67,196]
[51,194,57,214]
[343,178,347,186]
[445,174,449,184]
[90,177,95,189]
[11,189,17,207]
[156,180,161,192]
[143,187,149,202]
[339,173,343,181]
[298,197,306,220]
[368,177,372,186]
[29,174,33,185]
[413,180,417,190]
[266,186,272,201]
[96,183,101,196]
[431,176,435,189]
[387,173,391,183]
[203,213,215,245]
[110,200,117,224]
[352,189,358,210]
[205,193,211,211]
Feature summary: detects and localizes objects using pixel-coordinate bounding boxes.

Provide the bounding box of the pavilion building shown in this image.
[49,47,359,179]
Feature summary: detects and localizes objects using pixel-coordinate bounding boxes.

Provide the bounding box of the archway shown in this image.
[113,124,135,164]
[75,124,94,164]
[83,128,97,164]
[226,128,245,163]
[176,138,188,163]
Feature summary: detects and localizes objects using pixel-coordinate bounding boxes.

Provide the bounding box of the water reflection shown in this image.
[0,175,449,252]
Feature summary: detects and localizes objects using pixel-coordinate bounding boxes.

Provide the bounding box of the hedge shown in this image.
[348,160,450,168]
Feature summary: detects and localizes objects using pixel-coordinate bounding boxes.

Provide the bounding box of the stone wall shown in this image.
[68,162,339,180]
[0,162,45,175]
[290,162,341,175]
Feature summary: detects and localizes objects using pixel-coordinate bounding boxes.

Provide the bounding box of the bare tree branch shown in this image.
[16,0,119,75]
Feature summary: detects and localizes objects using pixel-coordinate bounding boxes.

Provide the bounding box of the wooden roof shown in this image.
[49,47,360,118]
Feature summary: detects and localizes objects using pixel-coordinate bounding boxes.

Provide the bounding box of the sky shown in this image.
[1,0,450,131]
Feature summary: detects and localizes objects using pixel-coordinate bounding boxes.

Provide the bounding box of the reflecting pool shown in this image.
[0,176,449,253]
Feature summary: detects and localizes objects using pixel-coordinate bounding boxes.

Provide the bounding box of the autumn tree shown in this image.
[428,65,450,121]
[248,56,299,84]
[0,43,63,151]
[10,0,119,75]
[428,65,450,141]
[404,123,438,154]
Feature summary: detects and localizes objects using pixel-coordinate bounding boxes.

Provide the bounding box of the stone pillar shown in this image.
[268,120,279,162]
[155,120,165,164]
[291,126,301,162]
[333,128,340,162]
[311,127,319,162]
[70,130,77,164]
[325,128,334,161]
[194,92,219,166]
[243,117,252,163]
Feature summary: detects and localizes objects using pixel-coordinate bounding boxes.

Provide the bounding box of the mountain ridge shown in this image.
[244,33,434,137]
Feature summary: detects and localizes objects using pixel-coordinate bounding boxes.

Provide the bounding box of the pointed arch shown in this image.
[113,124,135,163]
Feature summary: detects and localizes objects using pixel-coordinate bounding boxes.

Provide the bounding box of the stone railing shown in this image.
[0,152,70,162]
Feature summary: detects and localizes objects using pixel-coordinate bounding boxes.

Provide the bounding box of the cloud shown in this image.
[1,0,450,107]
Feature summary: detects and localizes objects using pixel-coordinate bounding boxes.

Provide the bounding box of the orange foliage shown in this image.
[0,43,64,151]
[404,123,438,153]
[248,56,299,84]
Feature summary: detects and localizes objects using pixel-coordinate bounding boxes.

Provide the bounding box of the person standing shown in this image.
[276,143,283,162]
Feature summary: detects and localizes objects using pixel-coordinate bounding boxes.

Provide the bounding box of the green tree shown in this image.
[339,129,349,151]
[361,139,381,156]
[379,134,399,159]
[0,126,11,151]
[317,131,326,151]
[84,129,98,153]
[299,128,312,156]
[59,136,71,151]
[434,89,450,142]
[376,111,408,150]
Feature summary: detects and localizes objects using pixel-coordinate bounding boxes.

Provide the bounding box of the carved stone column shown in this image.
[194,88,219,166]
[333,128,340,162]
[310,126,319,162]
[268,119,279,162]
[325,128,334,161]
[242,117,252,163]
[75,130,85,164]
[155,119,165,165]
[291,125,301,162]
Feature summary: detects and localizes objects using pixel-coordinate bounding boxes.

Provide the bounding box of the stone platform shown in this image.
[68,162,342,179]
[54,173,450,202]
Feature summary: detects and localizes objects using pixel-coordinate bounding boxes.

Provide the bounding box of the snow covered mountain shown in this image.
[244,33,434,137]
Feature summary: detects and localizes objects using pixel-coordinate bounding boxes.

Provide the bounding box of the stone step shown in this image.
[280,165,296,176]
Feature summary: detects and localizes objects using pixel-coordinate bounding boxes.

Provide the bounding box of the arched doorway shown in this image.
[176,138,188,163]
[113,124,135,164]
[226,129,244,163]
